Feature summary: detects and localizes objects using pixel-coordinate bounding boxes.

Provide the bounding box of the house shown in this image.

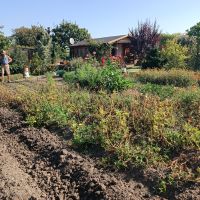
[70,35,133,62]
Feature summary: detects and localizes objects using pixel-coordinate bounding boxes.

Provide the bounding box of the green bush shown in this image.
[64,62,132,92]
[175,89,200,129]
[56,69,66,77]
[135,69,197,87]
[75,63,100,89]
[99,64,132,92]
[30,53,57,75]
[30,52,44,75]
[9,46,29,74]
[161,39,188,69]
[9,65,24,74]
[142,48,164,69]
[63,71,77,84]
[69,57,85,69]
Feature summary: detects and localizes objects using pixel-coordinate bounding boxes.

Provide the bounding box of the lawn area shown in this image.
[0,73,24,82]
[126,64,141,73]
[127,68,141,73]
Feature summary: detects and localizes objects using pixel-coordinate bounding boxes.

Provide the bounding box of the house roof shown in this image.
[71,35,129,47]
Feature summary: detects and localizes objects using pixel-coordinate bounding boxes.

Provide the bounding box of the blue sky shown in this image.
[1,0,200,38]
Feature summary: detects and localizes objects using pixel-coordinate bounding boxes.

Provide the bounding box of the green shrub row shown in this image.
[134,69,199,87]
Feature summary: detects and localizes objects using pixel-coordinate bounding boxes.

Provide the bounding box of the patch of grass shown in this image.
[0,73,24,82]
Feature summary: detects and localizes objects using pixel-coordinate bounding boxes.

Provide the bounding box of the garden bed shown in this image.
[0,72,199,199]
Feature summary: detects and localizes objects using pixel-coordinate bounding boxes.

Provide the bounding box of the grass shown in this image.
[127,68,141,73]
[0,73,24,82]
[126,65,141,73]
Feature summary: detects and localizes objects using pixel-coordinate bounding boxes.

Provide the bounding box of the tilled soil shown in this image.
[0,107,163,200]
[0,105,199,200]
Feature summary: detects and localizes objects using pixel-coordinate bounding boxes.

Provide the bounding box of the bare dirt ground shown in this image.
[0,107,162,200]
[0,78,199,200]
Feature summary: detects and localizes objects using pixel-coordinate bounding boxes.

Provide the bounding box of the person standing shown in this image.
[0,50,12,83]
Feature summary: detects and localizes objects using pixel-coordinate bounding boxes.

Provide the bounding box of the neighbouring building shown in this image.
[70,35,134,63]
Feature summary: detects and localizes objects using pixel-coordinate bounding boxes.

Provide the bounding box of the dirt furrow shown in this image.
[0,107,160,200]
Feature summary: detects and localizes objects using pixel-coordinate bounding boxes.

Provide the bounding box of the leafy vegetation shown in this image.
[142,48,164,69]
[9,46,29,74]
[64,61,132,92]
[0,17,200,198]
[0,30,11,52]
[129,20,161,64]
[161,39,188,69]
[88,40,112,61]
[0,69,199,196]
[69,57,85,69]
[52,20,91,59]
[12,25,52,74]
[138,83,175,100]
[187,21,200,70]
[134,69,199,87]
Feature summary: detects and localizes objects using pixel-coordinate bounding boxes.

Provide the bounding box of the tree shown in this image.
[142,48,164,69]
[129,20,161,64]
[52,20,91,58]
[160,33,179,47]
[177,34,192,47]
[13,25,52,66]
[10,46,28,66]
[30,52,44,75]
[187,22,200,70]
[8,47,29,74]
[13,26,43,47]
[160,33,192,48]
[0,26,11,51]
[161,39,188,69]
[35,31,52,66]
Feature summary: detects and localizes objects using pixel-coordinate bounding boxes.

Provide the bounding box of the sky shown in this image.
[1,0,200,38]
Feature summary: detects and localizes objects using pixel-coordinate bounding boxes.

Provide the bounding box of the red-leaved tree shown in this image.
[129,20,161,64]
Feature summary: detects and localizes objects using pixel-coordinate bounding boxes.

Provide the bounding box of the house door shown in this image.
[111,48,116,56]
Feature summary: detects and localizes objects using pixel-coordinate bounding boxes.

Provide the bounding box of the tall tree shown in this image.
[13,26,40,47]
[10,46,28,66]
[13,26,52,62]
[187,22,200,70]
[13,25,51,48]
[161,39,188,69]
[34,27,52,65]
[52,20,91,58]
[129,20,161,64]
[12,26,52,73]
[160,33,179,47]
[0,26,11,51]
